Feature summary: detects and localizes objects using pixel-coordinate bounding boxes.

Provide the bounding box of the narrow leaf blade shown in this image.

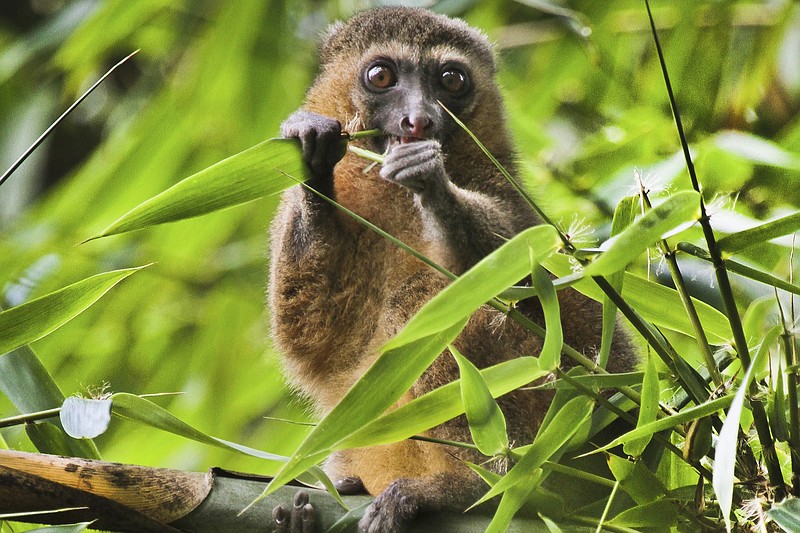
[89,138,305,240]
[383,225,560,351]
[452,345,508,456]
[0,267,144,355]
[584,190,700,276]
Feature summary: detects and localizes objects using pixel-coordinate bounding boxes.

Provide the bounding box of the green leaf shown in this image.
[583,190,700,276]
[589,394,734,455]
[25,421,99,459]
[0,344,99,459]
[679,242,800,298]
[26,524,93,533]
[606,499,680,528]
[714,130,800,170]
[717,211,800,253]
[599,195,637,368]
[485,471,539,533]
[768,362,789,442]
[532,263,562,371]
[545,254,732,343]
[476,396,594,505]
[87,138,305,240]
[60,396,112,439]
[451,345,508,456]
[607,454,668,505]
[268,320,467,493]
[110,393,288,462]
[340,357,546,449]
[0,267,144,355]
[714,325,780,532]
[383,225,560,351]
[623,350,659,457]
[767,497,800,532]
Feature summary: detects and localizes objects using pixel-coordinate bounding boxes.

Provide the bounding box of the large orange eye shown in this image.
[366,64,397,89]
[440,68,467,94]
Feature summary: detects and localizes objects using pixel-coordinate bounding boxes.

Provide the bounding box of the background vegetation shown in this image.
[2,0,800,531]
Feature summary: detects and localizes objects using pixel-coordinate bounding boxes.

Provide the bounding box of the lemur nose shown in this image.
[400,114,432,138]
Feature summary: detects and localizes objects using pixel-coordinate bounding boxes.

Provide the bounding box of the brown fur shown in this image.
[269,7,636,526]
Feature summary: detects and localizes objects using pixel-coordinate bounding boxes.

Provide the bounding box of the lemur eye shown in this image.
[366,64,397,90]
[440,68,467,94]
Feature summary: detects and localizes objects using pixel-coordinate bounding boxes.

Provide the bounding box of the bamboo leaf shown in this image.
[340,357,546,449]
[587,394,734,455]
[606,454,667,505]
[714,130,800,170]
[451,345,508,456]
[87,138,305,240]
[714,325,781,532]
[766,497,800,532]
[0,267,145,356]
[606,499,680,528]
[623,351,659,457]
[476,397,594,505]
[383,225,560,351]
[532,263,562,371]
[485,472,539,533]
[110,393,288,463]
[544,254,732,343]
[599,195,637,368]
[267,320,467,494]
[717,211,800,253]
[583,190,700,276]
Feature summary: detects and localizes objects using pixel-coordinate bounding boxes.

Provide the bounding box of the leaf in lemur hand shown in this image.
[86,138,305,241]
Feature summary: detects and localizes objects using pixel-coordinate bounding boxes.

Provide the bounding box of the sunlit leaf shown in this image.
[110,393,287,462]
[532,263,561,370]
[545,253,732,343]
[623,351,659,457]
[583,190,700,276]
[383,225,560,351]
[0,267,144,356]
[714,325,780,532]
[340,357,546,449]
[267,320,467,494]
[87,138,305,240]
[452,345,508,456]
[717,211,800,253]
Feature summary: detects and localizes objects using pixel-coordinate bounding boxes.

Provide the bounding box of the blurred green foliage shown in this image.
[1,0,799,501]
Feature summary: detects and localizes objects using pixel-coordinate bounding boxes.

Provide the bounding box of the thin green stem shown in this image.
[541,461,616,489]
[0,50,139,188]
[638,186,722,386]
[0,407,61,429]
[596,480,620,533]
[644,0,785,497]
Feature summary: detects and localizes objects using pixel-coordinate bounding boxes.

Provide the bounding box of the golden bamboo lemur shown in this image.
[270,7,635,532]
